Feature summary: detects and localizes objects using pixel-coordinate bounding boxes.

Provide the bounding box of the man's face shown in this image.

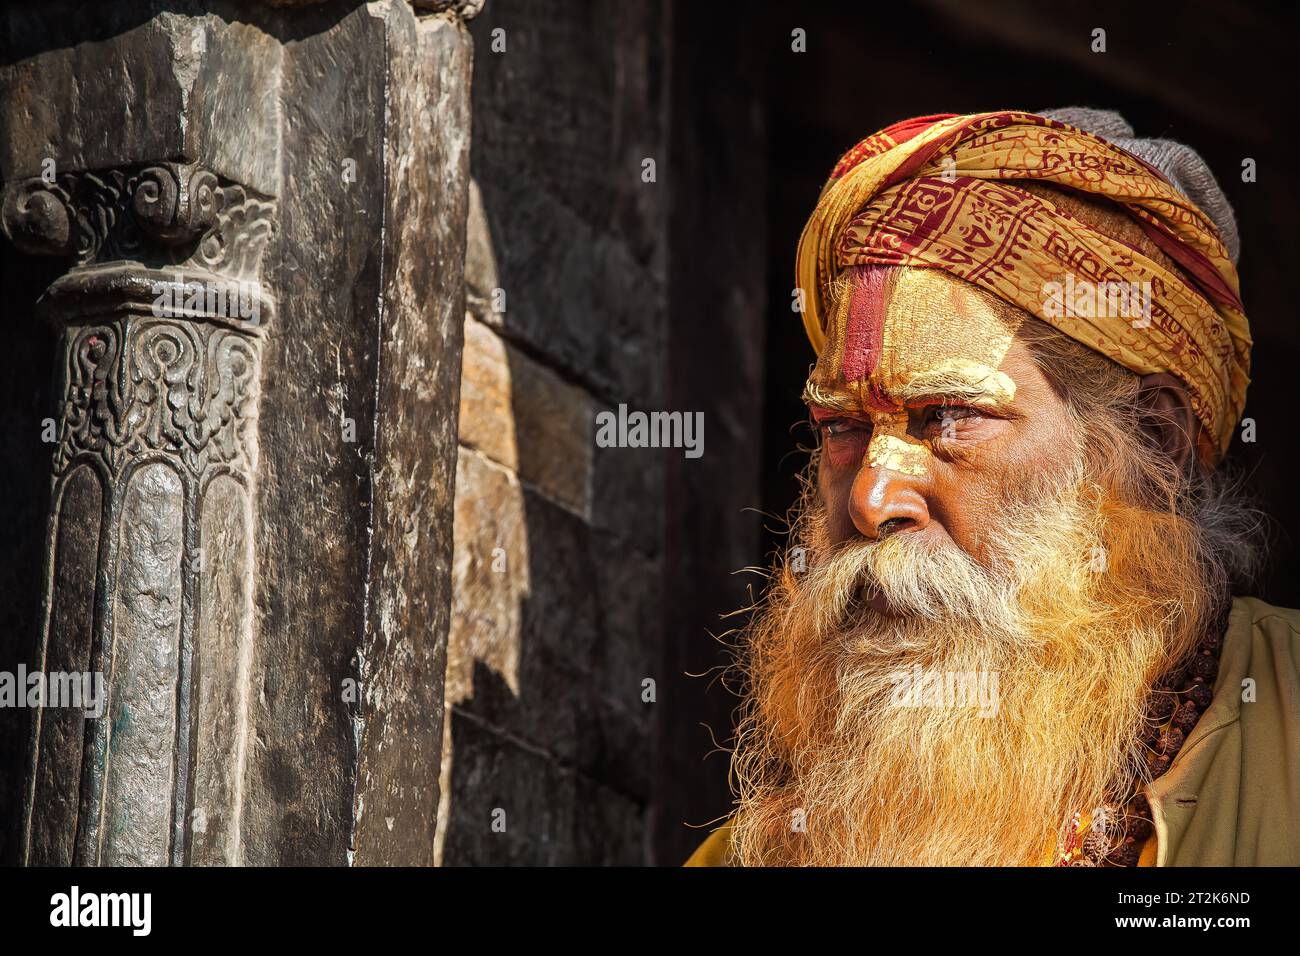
[725,263,1211,866]
[807,267,1079,581]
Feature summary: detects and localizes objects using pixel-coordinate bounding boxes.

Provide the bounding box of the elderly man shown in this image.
[687,109,1299,867]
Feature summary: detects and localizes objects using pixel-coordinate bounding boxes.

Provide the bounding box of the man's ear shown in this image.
[1136,372,1197,472]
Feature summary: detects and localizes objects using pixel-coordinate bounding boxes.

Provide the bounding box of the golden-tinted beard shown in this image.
[730,461,1211,867]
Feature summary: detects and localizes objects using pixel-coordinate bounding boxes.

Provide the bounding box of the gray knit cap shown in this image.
[1038,106,1240,264]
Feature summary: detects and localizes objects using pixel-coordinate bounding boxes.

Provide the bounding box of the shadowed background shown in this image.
[438,0,1298,866]
[1,0,1293,866]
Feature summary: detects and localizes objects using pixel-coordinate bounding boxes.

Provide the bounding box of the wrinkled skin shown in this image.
[807,269,1196,612]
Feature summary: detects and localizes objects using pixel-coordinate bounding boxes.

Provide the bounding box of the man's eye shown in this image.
[924,404,981,431]
[819,418,868,437]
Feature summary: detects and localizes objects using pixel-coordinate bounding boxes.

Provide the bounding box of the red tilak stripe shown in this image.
[842,266,888,383]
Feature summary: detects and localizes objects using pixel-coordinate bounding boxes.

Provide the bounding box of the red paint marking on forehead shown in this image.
[842,266,887,384]
[864,379,896,412]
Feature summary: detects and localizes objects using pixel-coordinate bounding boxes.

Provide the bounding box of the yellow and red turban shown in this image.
[795,110,1251,466]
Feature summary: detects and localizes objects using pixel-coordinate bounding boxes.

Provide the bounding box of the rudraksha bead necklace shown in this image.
[1062,601,1229,867]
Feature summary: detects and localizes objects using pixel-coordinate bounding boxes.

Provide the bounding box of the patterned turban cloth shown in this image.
[794,110,1251,467]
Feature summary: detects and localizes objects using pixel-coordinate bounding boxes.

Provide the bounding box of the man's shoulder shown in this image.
[1235,595,1300,636]
[682,820,736,867]
[1159,595,1300,864]
[1213,595,1300,729]
[1231,595,1300,670]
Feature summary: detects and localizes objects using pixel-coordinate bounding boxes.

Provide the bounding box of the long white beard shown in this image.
[729,461,1207,866]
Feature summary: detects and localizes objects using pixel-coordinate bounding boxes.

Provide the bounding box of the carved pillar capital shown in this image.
[2,162,271,274]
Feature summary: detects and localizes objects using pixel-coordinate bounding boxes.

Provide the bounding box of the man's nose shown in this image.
[848,445,930,540]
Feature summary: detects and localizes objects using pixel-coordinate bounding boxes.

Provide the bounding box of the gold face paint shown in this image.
[878,268,1021,407]
[806,267,1026,476]
[865,417,928,477]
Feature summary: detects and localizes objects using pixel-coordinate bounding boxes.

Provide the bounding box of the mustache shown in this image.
[803,528,1013,633]
[793,462,1102,638]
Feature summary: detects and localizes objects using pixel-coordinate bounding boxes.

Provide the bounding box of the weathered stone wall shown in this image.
[437,0,672,865]
[439,0,768,866]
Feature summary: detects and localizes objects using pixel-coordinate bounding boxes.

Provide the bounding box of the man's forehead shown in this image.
[806,266,1025,411]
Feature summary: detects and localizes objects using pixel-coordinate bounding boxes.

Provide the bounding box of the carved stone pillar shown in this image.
[0,0,475,865]
[3,163,273,865]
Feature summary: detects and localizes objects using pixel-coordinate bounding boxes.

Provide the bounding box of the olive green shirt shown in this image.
[685,595,1300,866]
